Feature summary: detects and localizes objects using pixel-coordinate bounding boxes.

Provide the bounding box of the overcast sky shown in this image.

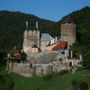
[0,0,90,21]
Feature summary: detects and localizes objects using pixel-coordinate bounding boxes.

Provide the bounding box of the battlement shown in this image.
[29,30,40,35]
[24,30,40,37]
[61,23,76,31]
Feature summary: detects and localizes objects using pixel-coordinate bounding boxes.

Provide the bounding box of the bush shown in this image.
[59,70,70,76]
[32,86,39,90]
[0,51,7,71]
[72,80,80,90]
[79,82,88,90]
[43,74,53,81]
[0,74,14,90]
[76,67,84,72]
[72,80,88,90]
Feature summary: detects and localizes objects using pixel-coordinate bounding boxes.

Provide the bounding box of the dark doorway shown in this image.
[69,62,72,67]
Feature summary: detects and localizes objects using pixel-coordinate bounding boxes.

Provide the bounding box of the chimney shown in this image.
[70,50,73,58]
[36,21,38,30]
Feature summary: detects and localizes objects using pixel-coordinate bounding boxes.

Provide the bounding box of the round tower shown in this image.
[61,16,76,48]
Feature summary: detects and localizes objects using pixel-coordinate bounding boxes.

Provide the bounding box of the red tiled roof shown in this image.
[7,47,27,61]
[9,48,20,55]
[53,41,67,51]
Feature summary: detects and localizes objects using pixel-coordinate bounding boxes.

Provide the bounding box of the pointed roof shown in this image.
[40,33,53,41]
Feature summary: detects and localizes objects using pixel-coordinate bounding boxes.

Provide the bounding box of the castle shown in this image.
[7,16,79,77]
[23,16,76,54]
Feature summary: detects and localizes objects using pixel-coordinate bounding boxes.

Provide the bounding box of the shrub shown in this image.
[0,74,14,90]
[43,74,53,81]
[59,70,70,76]
[32,87,39,90]
[0,51,7,71]
[72,80,88,90]
[72,80,80,90]
[76,67,84,72]
[32,86,39,90]
[79,82,88,90]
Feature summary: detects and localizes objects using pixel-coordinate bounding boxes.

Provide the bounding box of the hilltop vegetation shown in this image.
[0,10,60,51]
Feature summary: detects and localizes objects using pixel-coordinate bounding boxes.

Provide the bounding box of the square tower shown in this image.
[23,30,40,54]
[61,16,76,48]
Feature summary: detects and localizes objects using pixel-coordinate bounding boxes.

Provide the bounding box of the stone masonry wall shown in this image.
[27,51,65,64]
[7,51,70,77]
[7,63,34,77]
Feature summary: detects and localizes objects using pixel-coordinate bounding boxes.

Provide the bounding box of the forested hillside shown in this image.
[0,11,60,51]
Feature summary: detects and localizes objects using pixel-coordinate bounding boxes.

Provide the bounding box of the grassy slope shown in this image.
[10,70,90,90]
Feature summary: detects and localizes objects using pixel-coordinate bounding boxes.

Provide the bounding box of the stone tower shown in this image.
[61,16,76,48]
[23,30,40,54]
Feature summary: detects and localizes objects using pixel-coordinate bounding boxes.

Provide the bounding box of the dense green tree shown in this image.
[0,74,14,90]
[0,51,7,71]
[72,80,88,90]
